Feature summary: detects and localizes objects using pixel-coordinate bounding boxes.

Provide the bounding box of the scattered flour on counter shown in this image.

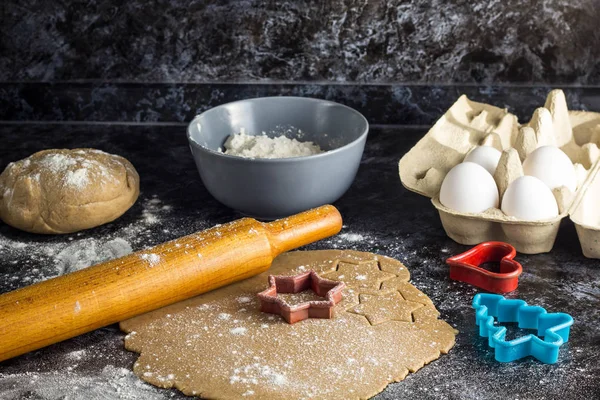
[338,233,365,242]
[221,129,323,159]
[309,228,412,257]
[57,238,133,274]
[141,196,171,224]
[0,194,176,289]
[66,349,87,361]
[0,365,165,400]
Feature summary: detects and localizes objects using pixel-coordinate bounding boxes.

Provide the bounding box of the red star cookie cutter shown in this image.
[257,270,345,324]
[446,241,522,294]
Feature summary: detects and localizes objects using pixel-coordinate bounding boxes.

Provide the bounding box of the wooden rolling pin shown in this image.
[0,205,342,362]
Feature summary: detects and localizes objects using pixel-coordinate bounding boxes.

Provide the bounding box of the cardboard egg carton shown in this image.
[571,160,600,258]
[399,89,600,255]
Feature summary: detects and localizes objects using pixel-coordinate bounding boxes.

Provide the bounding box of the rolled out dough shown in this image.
[121,250,457,399]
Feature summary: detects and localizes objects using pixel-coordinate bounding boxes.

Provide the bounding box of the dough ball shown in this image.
[0,149,140,234]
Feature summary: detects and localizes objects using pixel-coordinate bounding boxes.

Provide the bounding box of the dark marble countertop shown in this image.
[0,122,598,399]
[4,0,600,85]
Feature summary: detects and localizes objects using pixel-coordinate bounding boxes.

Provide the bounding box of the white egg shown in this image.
[463,146,502,175]
[501,176,559,221]
[522,146,576,192]
[439,162,499,213]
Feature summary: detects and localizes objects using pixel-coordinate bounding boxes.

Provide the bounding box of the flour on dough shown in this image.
[121,250,457,399]
[0,148,140,234]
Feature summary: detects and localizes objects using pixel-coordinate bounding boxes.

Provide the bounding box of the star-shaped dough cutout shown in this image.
[347,291,424,325]
[323,260,396,291]
[337,287,360,310]
[378,258,410,281]
[381,278,434,306]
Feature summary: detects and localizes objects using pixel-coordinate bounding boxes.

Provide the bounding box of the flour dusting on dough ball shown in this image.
[0,149,140,234]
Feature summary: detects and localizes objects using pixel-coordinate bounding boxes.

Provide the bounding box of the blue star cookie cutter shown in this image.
[472,293,574,364]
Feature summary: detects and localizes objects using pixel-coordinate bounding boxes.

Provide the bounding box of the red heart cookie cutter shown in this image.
[446,241,522,294]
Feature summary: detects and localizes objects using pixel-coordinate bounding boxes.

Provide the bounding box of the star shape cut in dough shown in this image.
[348,291,424,326]
[381,277,434,306]
[323,260,396,291]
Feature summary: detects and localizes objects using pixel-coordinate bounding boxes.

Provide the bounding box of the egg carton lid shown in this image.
[570,158,600,229]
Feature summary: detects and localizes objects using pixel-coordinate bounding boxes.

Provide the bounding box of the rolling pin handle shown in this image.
[265,205,343,256]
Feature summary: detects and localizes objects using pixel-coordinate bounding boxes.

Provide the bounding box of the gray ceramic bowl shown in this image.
[187,96,369,219]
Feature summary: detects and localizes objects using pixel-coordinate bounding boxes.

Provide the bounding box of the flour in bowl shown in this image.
[220,130,323,159]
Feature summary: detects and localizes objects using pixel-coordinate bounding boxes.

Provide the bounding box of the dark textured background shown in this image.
[2,0,600,125]
[1,2,600,399]
[2,0,600,84]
